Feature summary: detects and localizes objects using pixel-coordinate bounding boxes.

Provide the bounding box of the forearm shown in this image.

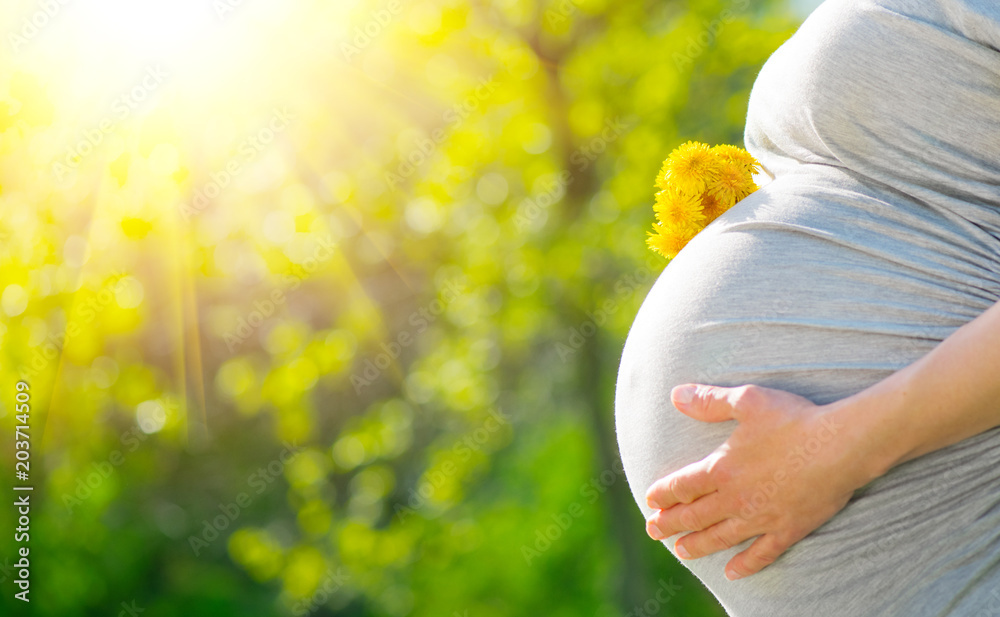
[828,298,1000,483]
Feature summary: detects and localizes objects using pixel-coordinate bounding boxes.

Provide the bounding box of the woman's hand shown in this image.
[646,298,1000,581]
[644,383,877,581]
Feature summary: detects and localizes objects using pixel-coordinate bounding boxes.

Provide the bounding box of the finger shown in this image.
[646,492,727,540]
[724,533,787,580]
[673,517,754,560]
[674,383,777,423]
[646,460,716,510]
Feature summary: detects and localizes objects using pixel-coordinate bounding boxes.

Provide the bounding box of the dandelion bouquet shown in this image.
[647,141,761,258]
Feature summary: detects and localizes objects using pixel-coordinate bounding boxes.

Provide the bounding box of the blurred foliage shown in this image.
[0,0,799,615]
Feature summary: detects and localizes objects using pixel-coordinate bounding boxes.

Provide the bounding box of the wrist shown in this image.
[816,392,909,489]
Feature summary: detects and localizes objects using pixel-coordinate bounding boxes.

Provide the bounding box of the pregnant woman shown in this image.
[615,1,1000,615]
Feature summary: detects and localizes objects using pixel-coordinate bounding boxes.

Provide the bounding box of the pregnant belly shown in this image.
[614,168,1000,617]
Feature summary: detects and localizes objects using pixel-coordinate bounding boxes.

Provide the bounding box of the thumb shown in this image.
[671,384,743,423]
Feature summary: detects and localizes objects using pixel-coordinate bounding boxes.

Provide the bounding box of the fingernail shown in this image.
[725,568,743,581]
[673,385,695,405]
[647,521,665,540]
[676,545,691,559]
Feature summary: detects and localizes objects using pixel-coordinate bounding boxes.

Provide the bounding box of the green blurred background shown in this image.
[0,0,819,614]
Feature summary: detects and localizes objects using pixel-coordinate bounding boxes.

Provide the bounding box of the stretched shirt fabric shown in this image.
[614,1,1000,615]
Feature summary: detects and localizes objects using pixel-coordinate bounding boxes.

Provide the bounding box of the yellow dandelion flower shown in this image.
[735,177,759,202]
[654,160,669,190]
[653,189,705,228]
[648,142,761,258]
[659,141,720,195]
[712,144,760,175]
[646,223,697,259]
[706,159,752,210]
[700,192,729,224]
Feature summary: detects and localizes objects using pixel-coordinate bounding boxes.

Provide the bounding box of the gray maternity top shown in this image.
[615,1,1000,615]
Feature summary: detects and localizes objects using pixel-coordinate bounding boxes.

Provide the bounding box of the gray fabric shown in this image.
[614,1,1000,615]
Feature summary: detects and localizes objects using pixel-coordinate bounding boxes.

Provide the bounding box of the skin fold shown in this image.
[644,296,1000,581]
